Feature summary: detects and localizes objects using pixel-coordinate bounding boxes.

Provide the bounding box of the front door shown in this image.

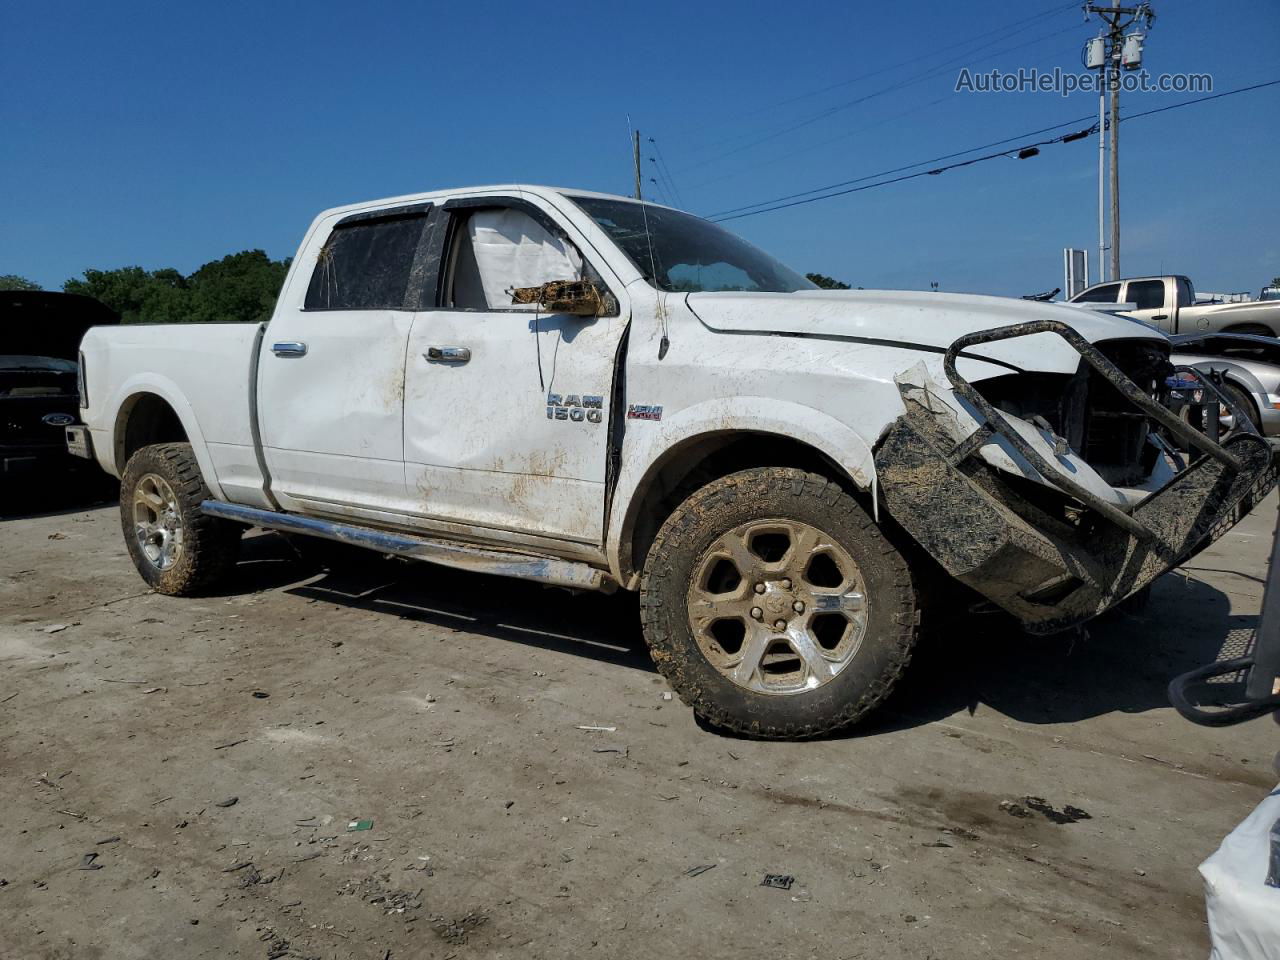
[1123,278,1173,333]
[402,200,628,544]
[258,206,432,515]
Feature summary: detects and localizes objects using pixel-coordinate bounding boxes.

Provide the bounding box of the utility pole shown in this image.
[1109,13,1121,282]
[1085,2,1154,283]
[633,130,643,201]
[1088,32,1107,281]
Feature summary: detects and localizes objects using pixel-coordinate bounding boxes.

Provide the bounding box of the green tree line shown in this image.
[805,272,852,290]
[0,250,291,324]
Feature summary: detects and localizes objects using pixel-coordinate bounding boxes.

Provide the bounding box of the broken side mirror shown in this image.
[510,279,612,317]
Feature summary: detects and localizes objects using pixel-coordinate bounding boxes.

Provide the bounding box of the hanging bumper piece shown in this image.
[874,320,1277,635]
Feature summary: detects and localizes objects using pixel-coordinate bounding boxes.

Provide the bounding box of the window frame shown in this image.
[419,197,619,316]
[301,202,436,313]
[1076,282,1121,304]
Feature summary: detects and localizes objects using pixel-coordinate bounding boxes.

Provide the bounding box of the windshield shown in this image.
[0,355,77,372]
[569,197,815,294]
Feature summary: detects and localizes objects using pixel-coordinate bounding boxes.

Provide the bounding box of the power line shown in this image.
[682,96,950,193]
[711,125,1098,222]
[648,137,686,209]
[706,114,1095,218]
[673,1,1079,153]
[708,79,1280,223]
[676,21,1082,174]
[759,2,1080,114]
[1124,77,1279,121]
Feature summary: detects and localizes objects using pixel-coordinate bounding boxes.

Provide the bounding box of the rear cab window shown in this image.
[1176,277,1195,308]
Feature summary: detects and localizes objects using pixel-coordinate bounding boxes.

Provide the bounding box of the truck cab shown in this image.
[1070,275,1196,334]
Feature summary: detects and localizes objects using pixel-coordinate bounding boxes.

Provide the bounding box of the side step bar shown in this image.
[200,500,612,592]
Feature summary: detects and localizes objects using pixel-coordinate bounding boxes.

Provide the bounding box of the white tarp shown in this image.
[467,209,583,310]
[1200,784,1280,960]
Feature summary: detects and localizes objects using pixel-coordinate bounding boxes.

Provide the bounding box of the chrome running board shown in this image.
[200,500,612,591]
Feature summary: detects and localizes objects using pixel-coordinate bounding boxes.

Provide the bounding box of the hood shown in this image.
[1,291,119,362]
[685,289,1165,374]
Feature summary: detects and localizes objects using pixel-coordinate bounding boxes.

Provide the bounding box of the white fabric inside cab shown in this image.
[466,209,583,310]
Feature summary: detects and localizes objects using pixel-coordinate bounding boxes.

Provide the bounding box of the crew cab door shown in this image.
[257,205,434,515]
[402,197,628,544]
[1123,278,1175,333]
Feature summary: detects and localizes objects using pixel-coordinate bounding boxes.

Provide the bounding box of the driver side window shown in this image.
[445,208,585,311]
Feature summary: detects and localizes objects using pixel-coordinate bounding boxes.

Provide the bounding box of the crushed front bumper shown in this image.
[874,320,1277,635]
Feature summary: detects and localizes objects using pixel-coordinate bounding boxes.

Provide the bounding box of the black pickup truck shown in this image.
[2,291,117,477]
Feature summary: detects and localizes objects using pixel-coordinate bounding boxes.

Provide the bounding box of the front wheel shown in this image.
[119,442,242,596]
[639,468,918,739]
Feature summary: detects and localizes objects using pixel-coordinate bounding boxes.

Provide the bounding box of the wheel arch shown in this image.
[1186,361,1266,425]
[1218,322,1276,338]
[606,397,880,588]
[1219,376,1262,426]
[108,376,226,500]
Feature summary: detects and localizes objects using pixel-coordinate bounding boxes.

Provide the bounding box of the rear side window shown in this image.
[1176,277,1194,307]
[1076,282,1120,303]
[1127,280,1165,311]
[305,215,427,310]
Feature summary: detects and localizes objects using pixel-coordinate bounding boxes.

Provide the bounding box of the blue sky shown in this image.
[3,0,1277,297]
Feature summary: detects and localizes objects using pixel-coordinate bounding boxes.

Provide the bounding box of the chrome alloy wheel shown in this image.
[687,519,869,696]
[133,472,184,571]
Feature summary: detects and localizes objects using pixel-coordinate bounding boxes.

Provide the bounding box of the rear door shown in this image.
[401,197,629,544]
[257,204,433,516]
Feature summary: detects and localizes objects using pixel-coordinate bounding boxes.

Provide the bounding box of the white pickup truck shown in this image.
[1069,275,1280,336]
[69,186,1275,737]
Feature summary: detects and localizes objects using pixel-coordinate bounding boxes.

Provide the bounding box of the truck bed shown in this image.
[80,322,267,504]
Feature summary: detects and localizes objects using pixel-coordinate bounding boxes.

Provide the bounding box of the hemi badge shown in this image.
[626,404,662,421]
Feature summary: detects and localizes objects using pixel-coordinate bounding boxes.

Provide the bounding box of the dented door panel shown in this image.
[402,308,624,542]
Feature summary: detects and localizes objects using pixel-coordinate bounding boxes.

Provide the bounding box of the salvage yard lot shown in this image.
[2,484,1277,959]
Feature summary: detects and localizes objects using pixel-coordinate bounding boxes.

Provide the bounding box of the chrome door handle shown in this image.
[271,341,308,358]
[425,346,471,364]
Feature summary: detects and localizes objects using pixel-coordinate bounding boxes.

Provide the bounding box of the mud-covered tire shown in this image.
[119,443,241,596]
[639,468,918,739]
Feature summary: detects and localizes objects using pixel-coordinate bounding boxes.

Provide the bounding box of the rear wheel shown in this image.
[120,443,242,595]
[640,468,918,739]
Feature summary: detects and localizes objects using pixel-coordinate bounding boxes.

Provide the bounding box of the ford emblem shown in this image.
[42,413,76,427]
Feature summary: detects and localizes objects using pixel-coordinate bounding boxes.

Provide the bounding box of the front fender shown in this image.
[604,396,879,584]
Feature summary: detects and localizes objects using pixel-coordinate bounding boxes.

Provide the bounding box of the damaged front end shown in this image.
[874,320,1276,635]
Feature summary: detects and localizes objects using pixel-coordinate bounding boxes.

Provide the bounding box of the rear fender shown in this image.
[106,374,226,500]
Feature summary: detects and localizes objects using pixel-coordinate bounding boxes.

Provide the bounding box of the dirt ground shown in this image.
[2,474,1278,960]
